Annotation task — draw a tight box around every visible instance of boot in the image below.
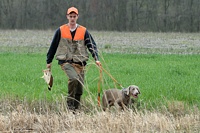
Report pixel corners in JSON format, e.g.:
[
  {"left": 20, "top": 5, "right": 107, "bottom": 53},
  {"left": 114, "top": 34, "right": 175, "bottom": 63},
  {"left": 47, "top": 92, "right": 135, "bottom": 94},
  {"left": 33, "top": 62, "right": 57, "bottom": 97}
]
[
  {"left": 74, "top": 95, "right": 81, "bottom": 109},
  {"left": 67, "top": 100, "right": 75, "bottom": 110}
]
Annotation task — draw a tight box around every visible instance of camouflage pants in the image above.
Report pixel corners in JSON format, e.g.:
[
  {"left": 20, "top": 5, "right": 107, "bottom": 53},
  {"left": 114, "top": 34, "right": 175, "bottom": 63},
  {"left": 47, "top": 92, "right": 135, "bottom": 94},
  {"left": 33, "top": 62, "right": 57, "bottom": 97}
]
[{"left": 61, "top": 63, "right": 85, "bottom": 109}]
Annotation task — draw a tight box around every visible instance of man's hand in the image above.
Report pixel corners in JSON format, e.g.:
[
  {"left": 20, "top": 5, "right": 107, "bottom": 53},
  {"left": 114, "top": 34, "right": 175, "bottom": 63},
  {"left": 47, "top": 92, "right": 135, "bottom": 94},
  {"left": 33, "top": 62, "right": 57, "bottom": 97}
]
[
  {"left": 46, "top": 63, "right": 52, "bottom": 70},
  {"left": 96, "top": 61, "right": 101, "bottom": 67}
]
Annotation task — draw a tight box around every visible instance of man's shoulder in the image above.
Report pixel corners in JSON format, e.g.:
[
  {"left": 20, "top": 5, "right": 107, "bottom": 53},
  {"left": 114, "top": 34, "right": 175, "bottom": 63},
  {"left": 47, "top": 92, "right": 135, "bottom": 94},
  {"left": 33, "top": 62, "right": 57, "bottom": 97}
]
[{"left": 77, "top": 24, "right": 86, "bottom": 30}]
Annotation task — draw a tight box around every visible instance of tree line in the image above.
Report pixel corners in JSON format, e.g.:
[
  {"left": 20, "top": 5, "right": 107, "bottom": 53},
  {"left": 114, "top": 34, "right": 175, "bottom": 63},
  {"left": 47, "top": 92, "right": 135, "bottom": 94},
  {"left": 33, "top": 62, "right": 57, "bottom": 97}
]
[{"left": 0, "top": 0, "right": 200, "bottom": 32}]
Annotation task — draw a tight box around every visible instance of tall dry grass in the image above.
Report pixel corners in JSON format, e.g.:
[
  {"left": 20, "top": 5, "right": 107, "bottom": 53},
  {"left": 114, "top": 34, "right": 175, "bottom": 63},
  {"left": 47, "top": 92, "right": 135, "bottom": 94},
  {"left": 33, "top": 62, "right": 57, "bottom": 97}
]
[{"left": 0, "top": 97, "right": 199, "bottom": 133}]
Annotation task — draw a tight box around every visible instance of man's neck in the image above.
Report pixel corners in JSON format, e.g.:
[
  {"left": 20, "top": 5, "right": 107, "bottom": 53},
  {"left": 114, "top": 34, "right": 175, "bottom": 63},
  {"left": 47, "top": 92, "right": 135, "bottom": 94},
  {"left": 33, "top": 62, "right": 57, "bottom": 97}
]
[{"left": 68, "top": 23, "right": 78, "bottom": 31}]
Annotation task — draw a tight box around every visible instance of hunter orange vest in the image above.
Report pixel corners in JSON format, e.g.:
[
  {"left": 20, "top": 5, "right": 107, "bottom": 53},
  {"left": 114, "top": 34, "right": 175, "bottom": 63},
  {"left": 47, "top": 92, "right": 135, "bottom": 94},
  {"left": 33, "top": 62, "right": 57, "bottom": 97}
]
[
  {"left": 55, "top": 24, "right": 89, "bottom": 62},
  {"left": 60, "top": 24, "right": 86, "bottom": 40}
]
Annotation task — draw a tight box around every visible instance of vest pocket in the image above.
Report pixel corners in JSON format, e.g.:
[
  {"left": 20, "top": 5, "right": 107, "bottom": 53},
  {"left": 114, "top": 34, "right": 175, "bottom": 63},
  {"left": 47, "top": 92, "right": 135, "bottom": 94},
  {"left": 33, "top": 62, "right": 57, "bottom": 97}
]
[{"left": 56, "top": 45, "right": 71, "bottom": 60}]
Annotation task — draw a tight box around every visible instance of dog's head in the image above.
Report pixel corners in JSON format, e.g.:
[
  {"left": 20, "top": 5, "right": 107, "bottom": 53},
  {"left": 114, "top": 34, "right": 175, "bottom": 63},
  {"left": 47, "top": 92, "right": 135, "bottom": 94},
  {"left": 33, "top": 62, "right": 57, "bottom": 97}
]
[{"left": 124, "top": 85, "right": 140, "bottom": 98}]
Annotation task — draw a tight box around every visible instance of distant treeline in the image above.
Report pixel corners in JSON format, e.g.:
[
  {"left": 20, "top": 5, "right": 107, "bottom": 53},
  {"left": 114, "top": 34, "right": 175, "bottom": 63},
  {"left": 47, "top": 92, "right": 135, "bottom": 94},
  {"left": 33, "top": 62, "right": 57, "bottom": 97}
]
[{"left": 1, "top": 0, "right": 200, "bottom": 32}]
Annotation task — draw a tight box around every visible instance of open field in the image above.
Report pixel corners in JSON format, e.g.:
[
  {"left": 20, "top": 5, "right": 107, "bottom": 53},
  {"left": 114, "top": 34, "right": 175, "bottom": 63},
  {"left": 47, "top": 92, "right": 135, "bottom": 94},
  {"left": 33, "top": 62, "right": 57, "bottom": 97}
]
[
  {"left": 0, "top": 30, "right": 200, "bottom": 132},
  {"left": 1, "top": 30, "right": 200, "bottom": 54}
]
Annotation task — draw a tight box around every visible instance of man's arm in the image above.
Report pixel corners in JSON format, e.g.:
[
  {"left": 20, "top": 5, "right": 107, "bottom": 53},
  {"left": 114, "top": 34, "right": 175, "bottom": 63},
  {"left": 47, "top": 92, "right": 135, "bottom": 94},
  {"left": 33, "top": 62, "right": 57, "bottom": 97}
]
[
  {"left": 46, "top": 28, "right": 61, "bottom": 69},
  {"left": 84, "top": 30, "right": 99, "bottom": 61}
]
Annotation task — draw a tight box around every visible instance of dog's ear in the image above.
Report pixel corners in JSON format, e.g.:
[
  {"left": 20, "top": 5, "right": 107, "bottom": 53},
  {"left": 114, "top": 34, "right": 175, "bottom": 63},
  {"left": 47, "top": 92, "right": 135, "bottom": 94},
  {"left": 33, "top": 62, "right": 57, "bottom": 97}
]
[
  {"left": 123, "top": 87, "right": 130, "bottom": 95},
  {"left": 137, "top": 88, "right": 141, "bottom": 94}
]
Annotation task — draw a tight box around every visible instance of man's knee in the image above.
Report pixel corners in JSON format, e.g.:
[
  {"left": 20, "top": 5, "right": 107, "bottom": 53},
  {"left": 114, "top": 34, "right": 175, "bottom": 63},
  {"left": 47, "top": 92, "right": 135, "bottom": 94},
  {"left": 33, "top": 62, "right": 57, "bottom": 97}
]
[{"left": 69, "top": 77, "right": 79, "bottom": 84}]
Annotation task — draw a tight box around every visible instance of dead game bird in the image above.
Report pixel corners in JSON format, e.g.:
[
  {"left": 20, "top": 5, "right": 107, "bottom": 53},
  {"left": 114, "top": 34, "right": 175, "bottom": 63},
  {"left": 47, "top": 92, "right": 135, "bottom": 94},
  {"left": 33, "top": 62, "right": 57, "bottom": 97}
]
[{"left": 41, "top": 69, "right": 53, "bottom": 90}]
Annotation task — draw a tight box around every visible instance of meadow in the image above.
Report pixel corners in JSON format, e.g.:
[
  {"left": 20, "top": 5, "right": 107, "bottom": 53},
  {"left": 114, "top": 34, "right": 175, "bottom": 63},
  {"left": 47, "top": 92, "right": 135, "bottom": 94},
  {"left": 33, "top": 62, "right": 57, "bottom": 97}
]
[{"left": 0, "top": 30, "right": 199, "bottom": 132}]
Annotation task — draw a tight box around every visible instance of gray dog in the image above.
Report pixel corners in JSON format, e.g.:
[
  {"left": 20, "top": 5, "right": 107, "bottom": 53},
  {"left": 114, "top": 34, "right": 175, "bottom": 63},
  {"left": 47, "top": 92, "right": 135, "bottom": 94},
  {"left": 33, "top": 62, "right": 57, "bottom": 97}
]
[{"left": 102, "top": 85, "right": 140, "bottom": 111}]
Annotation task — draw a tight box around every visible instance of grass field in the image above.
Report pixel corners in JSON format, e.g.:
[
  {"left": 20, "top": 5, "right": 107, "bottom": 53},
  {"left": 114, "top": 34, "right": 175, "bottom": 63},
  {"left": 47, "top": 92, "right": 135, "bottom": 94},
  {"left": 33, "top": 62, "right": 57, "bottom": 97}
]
[
  {"left": 1, "top": 53, "right": 199, "bottom": 108},
  {"left": 0, "top": 30, "right": 200, "bottom": 132}
]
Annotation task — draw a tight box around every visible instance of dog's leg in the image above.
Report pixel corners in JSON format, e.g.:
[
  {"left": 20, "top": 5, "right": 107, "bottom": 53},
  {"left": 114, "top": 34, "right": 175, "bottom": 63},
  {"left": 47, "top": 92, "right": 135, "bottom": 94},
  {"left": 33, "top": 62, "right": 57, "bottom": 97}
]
[
  {"left": 114, "top": 99, "right": 125, "bottom": 111},
  {"left": 114, "top": 102, "right": 121, "bottom": 111},
  {"left": 121, "top": 103, "right": 128, "bottom": 111}
]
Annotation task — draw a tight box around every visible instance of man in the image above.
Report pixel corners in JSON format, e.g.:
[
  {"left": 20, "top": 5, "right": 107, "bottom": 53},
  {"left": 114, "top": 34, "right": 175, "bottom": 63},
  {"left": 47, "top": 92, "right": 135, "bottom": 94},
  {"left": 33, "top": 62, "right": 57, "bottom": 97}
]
[{"left": 46, "top": 7, "right": 101, "bottom": 110}]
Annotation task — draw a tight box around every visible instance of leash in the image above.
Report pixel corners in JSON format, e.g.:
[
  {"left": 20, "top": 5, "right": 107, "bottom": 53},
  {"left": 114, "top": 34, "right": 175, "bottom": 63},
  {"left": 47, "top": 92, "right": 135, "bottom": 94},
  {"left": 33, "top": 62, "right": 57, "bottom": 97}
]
[
  {"left": 101, "top": 66, "right": 123, "bottom": 88},
  {"left": 96, "top": 64, "right": 123, "bottom": 107}
]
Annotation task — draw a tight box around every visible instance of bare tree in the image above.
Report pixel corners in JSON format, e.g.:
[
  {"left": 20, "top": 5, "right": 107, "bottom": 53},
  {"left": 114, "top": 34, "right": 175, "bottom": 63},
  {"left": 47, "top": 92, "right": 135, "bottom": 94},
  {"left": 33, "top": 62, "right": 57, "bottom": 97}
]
[{"left": 163, "top": 0, "right": 170, "bottom": 31}]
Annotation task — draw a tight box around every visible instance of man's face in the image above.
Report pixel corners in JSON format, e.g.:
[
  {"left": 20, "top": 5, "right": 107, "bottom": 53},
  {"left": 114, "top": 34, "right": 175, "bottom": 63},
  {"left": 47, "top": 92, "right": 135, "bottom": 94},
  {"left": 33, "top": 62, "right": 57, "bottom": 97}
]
[{"left": 67, "top": 13, "right": 78, "bottom": 25}]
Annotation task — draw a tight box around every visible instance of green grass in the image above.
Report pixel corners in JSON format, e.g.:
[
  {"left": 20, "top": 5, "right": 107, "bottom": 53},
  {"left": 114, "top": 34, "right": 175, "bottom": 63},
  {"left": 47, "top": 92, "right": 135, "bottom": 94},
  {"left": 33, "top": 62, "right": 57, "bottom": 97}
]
[{"left": 0, "top": 52, "right": 200, "bottom": 109}]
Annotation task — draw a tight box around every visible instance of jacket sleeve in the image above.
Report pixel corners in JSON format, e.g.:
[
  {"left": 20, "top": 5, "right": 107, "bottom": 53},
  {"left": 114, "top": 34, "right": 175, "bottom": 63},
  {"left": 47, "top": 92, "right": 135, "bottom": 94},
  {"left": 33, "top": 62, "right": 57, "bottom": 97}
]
[
  {"left": 84, "top": 30, "right": 99, "bottom": 61},
  {"left": 46, "top": 28, "right": 61, "bottom": 64}
]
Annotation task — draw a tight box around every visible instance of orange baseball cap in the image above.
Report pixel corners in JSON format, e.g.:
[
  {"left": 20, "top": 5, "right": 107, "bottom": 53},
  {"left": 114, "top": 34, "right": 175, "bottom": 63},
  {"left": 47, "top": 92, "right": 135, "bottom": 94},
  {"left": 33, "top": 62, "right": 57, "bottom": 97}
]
[{"left": 67, "top": 7, "right": 78, "bottom": 15}]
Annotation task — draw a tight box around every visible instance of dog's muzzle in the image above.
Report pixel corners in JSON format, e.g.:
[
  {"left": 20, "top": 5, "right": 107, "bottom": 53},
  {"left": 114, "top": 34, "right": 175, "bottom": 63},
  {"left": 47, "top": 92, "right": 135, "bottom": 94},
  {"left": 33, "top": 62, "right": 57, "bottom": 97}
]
[{"left": 132, "top": 92, "right": 139, "bottom": 98}]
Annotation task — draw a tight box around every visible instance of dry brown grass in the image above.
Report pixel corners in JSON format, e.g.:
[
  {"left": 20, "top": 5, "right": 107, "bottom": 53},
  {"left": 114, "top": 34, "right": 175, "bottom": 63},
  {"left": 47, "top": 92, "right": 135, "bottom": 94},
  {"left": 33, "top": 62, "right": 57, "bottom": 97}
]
[{"left": 0, "top": 98, "right": 199, "bottom": 133}]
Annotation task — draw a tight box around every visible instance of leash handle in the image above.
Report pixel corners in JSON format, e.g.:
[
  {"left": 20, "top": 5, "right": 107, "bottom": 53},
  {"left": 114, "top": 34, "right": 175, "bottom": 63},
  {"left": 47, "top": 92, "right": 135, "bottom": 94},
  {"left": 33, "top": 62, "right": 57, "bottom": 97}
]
[{"left": 97, "top": 65, "right": 102, "bottom": 106}]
